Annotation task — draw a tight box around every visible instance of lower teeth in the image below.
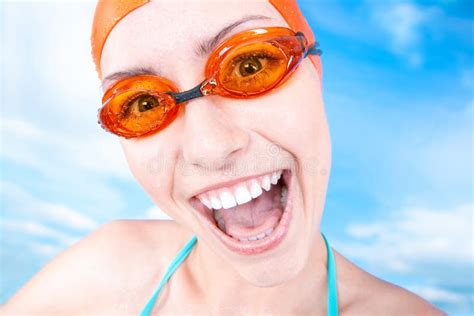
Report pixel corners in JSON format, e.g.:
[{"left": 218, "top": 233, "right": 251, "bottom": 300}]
[
  {"left": 212, "top": 182, "right": 288, "bottom": 242},
  {"left": 236, "top": 226, "right": 274, "bottom": 242},
  {"left": 280, "top": 184, "right": 288, "bottom": 206}
]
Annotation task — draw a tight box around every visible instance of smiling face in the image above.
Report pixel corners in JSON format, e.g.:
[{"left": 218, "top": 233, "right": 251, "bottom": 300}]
[{"left": 100, "top": 0, "right": 331, "bottom": 286}]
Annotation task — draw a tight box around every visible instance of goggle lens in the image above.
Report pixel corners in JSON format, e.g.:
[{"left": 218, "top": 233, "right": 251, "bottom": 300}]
[
  {"left": 99, "top": 76, "right": 180, "bottom": 137},
  {"left": 215, "top": 40, "right": 289, "bottom": 95},
  {"left": 99, "top": 27, "right": 315, "bottom": 138}
]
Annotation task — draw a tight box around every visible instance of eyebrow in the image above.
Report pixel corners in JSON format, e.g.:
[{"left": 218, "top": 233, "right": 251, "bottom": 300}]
[{"left": 101, "top": 14, "right": 272, "bottom": 90}]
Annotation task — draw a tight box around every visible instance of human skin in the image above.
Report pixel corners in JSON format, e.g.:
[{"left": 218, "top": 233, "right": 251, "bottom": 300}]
[
  {"left": 2, "top": 1, "right": 446, "bottom": 315},
  {"left": 102, "top": 0, "right": 330, "bottom": 289},
  {"left": 102, "top": 0, "right": 331, "bottom": 313}
]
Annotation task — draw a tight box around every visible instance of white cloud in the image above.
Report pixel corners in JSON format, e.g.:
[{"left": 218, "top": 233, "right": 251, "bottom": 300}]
[
  {"left": 146, "top": 205, "right": 172, "bottom": 220},
  {"left": 3, "top": 220, "right": 68, "bottom": 241},
  {"left": 1, "top": 184, "right": 95, "bottom": 262},
  {"left": 30, "top": 243, "right": 64, "bottom": 258},
  {"left": 376, "top": 3, "right": 426, "bottom": 47},
  {"left": 1, "top": 3, "right": 140, "bottom": 299},
  {"left": 333, "top": 98, "right": 473, "bottom": 209},
  {"left": 372, "top": 2, "right": 439, "bottom": 66},
  {"left": 1, "top": 1, "right": 100, "bottom": 121},
  {"left": 341, "top": 203, "right": 473, "bottom": 271},
  {"left": 36, "top": 203, "right": 98, "bottom": 231},
  {"left": 2, "top": 220, "right": 81, "bottom": 248},
  {"left": 396, "top": 102, "right": 473, "bottom": 202},
  {"left": 406, "top": 285, "right": 468, "bottom": 305},
  {"left": 305, "top": 2, "right": 373, "bottom": 43},
  {"left": 0, "top": 116, "right": 132, "bottom": 180},
  {"left": 337, "top": 203, "right": 473, "bottom": 311},
  {"left": 1, "top": 2, "right": 134, "bottom": 181},
  {"left": 1, "top": 180, "right": 100, "bottom": 232},
  {"left": 346, "top": 223, "right": 384, "bottom": 239}
]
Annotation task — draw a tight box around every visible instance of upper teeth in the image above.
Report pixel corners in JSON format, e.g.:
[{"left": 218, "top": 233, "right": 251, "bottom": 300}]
[{"left": 196, "top": 170, "right": 283, "bottom": 210}]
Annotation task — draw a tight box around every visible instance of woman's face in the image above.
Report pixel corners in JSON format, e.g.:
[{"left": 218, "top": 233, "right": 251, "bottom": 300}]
[{"left": 100, "top": 0, "right": 331, "bottom": 286}]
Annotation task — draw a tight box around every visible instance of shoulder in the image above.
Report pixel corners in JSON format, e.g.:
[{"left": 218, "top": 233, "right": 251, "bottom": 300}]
[
  {"left": 348, "top": 278, "right": 447, "bottom": 315},
  {"left": 334, "top": 250, "right": 447, "bottom": 316},
  {"left": 2, "top": 219, "right": 192, "bottom": 315}
]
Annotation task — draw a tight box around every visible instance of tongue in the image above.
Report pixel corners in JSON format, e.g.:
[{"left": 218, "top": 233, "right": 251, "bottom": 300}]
[{"left": 218, "top": 183, "right": 283, "bottom": 238}]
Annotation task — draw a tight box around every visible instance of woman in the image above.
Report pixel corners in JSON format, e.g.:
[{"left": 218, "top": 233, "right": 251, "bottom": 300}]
[{"left": 3, "top": 0, "right": 446, "bottom": 315}]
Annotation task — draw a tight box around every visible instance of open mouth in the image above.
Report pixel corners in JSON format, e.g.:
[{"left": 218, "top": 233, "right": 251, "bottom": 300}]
[{"left": 190, "top": 169, "right": 293, "bottom": 255}]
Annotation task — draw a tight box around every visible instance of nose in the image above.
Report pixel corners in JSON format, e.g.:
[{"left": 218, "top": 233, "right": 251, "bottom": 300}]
[{"left": 180, "top": 97, "right": 249, "bottom": 171}]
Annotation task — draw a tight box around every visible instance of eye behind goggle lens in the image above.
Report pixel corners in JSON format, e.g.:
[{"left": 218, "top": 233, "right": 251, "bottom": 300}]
[
  {"left": 99, "top": 90, "right": 178, "bottom": 138},
  {"left": 99, "top": 76, "right": 180, "bottom": 138},
  {"left": 217, "top": 41, "right": 288, "bottom": 95},
  {"left": 209, "top": 36, "right": 306, "bottom": 97}
]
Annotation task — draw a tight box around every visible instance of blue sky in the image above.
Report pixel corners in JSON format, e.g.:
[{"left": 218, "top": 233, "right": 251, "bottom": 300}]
[{"left": 1, "top": 0, "right": 472, "bottom": 314}]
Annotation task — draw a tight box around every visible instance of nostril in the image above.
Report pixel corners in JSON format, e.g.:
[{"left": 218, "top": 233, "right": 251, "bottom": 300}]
[
  {"left": 182, "top": 134, "right": 249, "bottom": 171},
  {"left": 184, "top": 135, "right": 248, "bottom": 170}
]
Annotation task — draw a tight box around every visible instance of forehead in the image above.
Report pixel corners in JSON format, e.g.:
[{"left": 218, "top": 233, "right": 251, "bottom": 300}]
[{"left": 100, "top": 0, "right": 288, "bottom": 82}]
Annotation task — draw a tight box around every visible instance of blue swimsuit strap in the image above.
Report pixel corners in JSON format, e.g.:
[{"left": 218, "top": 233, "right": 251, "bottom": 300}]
[
  {"left": 140, "top": 235, "right": 198, "bottom": 316},
  {"left": 322, "top": 232, "right": 339, "bottom": 316},
  {"left": 140, "top": 233, "right": 338, "bottom": 316}
]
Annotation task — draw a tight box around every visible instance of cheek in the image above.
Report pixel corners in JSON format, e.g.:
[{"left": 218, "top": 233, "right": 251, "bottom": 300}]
[
  {"left": 119, "top": 137, "right": 175, "bottom": 202},
  {"left": 247, "top": 61, "right": 328, "bottom": 161},
  {"left": 286, "top": 86, "right": 327, "bottom": 160},
  {"left": 281, "top": 62, "right": 324, "bottom": 130}
]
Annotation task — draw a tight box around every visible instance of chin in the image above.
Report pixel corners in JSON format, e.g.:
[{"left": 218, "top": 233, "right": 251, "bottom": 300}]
[{"left": 234, "top": 239, "right": 310, "bottom": 288}]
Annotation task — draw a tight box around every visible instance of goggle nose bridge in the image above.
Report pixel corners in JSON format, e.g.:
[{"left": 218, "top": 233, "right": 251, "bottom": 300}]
[{"left": 167, "top": 78, "right": 218, "bottom": 105}]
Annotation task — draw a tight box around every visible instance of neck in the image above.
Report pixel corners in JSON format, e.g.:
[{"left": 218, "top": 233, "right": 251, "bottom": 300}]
[{"left": 188, "top": 230, "right": 329, "bottom": 314}]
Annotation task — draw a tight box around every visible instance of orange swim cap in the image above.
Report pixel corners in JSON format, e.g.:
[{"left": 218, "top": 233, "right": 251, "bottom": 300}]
[{"left": 90, "top": 0, "right": 322, "bottom": 80}]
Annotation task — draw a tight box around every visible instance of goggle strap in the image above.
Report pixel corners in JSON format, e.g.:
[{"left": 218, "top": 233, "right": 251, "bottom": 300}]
[
  {"left": 305, "top": 41, "right": 322, "bottom": 58},
  {"left": 168, "top": 81, "right": 204, "bottom": 104},
  {"left": 294, "top": 31, "right": 322, "bottom": 58}
]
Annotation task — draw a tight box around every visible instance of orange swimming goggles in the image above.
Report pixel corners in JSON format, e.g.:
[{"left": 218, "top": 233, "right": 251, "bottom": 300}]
[{"left": 98, "top": 26, "right": 322, "bottom": 138}]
